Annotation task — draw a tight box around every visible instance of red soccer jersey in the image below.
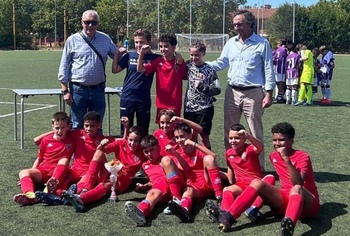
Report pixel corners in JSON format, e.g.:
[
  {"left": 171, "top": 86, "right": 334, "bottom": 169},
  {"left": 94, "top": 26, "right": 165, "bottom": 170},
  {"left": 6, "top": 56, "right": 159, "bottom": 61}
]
[
  {"left": 144, "top": 57, "right": 187, "bottom": 111},
  {"left": 176, "top": 148, "right": 206, "bottom": 185},
  {"left": 142, "top": 160, "right": 168, "bottom": 191},
  {"left": 105, "top": 139, "right": 146, "bottom": 179},
  {"left": 69, "top": 130, "right": 105, "bottom": 173},
  {"left": 37, "top": 134, "right": 75, "bottom": 169},
  {"left": 269, "top": 150, "right": 319, "bottom": 199},
  {"left": 226, "top": 144, "right": 263, "bottom": 185},
  {"left": 153, "top": 129, "right": 178, "bottom": 156}
]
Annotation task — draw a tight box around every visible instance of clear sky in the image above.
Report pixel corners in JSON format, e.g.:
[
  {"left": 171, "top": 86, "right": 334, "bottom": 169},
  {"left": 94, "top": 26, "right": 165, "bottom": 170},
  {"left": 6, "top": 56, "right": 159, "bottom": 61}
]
[{"left": 245, "top": 0, "right": 319, "bottom": 8}]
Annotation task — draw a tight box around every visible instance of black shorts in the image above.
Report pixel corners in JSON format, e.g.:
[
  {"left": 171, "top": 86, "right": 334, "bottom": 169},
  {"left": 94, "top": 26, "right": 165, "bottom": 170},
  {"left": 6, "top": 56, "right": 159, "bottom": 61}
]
[{"left": 184, "top": 106, "right": 214, "bottom": 135}]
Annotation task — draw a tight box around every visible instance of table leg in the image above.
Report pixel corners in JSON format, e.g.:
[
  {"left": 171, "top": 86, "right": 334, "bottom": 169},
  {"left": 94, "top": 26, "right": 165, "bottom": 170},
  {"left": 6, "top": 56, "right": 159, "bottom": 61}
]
[
  {"left": 14, "top": 93, "right": 17, "bottom": 141},
  {"left": 20, "top": 96, "right": 24, "bottom": 149},
  {"left": 107, "top": 94, "right": 111, "bottom": 136}
]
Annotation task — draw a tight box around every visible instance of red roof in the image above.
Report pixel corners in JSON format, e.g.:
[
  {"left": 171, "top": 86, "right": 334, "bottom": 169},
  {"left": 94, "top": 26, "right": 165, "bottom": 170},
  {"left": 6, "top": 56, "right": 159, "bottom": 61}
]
[{"left": 245, "top": 8, "right": 277, "bottom": 19}]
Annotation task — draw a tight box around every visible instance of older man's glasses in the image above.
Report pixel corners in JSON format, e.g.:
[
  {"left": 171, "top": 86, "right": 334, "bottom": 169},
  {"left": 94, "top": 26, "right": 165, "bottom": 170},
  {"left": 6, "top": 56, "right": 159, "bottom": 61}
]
[{"left": 83, "top": 21, "right": 98, "bottom": 26}]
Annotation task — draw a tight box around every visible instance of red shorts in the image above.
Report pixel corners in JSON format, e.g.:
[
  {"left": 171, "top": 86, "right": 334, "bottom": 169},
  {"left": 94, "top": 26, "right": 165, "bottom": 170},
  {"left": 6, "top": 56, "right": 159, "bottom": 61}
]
[
  {"left": 153, "top": 180, "right": 172, "bottom": 204},
  {"left": 70, "top": 166, "right": 88, "bottom": 182},
  {"left": 115, "top": 175, "right": 133, "bottom": 193},
  {"left": 188, "top": 177, "right": 214, "bottom": 201},
  {"left": 235, "top": 182, "right": 250, "bottom": 191},
  {"left": 36, "top": 165, "right": 55, "bottom": 183}
]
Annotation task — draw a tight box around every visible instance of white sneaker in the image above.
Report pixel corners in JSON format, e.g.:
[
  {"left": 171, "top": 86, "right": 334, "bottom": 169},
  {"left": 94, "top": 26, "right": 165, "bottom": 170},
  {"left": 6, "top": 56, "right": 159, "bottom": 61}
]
[
  {"left": 124, "top": 201, "right": 146, "bottom": 226},
  {"left": 163, "top": 197, "right": 181, "bottom": 215}
]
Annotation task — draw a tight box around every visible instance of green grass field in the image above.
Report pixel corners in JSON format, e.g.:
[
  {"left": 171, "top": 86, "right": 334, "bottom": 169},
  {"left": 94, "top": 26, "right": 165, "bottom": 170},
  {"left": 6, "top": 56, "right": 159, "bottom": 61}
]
[{"left": 0, "top": 51, "right": 349, "bottom": 235}]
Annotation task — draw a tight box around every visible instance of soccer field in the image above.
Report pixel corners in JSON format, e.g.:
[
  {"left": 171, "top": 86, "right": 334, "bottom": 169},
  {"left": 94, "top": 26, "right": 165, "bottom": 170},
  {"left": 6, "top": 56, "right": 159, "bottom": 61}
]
[{"left": 0, "top": 51, "right": 349, "bottom": 235}]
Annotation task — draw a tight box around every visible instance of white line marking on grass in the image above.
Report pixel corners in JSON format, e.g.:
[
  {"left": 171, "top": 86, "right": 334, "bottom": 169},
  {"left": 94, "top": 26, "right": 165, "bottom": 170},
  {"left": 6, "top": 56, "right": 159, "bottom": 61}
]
[
  {"left": 0, "top": 105, "right": 56, "bottom": 118},
  {"left": 0, "top": 88, "right": 12, "bottom": 90},
  {"left": 0, "top": 102, "right": 58, "bottom": 106}
]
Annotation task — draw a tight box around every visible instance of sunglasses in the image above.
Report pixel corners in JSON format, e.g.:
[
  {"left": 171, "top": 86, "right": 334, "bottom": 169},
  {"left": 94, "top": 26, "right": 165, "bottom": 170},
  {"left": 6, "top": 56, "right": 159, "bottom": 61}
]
[{"left": 83, "top": 21, "right": 98, "bottom": 26}]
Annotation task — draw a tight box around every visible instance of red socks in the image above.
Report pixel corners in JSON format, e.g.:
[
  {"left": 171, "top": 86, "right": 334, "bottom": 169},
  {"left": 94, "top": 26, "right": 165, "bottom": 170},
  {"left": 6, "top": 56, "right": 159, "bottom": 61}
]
[
  {"left": 207, "top": 167, "right": 223, "bottom": 198},
  {"left": 20, "top": 176, "right": 34, "bottom": 193},
  {"left": 80, "top": 183, "right": 107, "bottom": 204},
  {"left": 51, "top": 164, "right": 68, "bottom": 183},
  {"left": 138, "top": 200, "right": 151, "bottom": 217},
  {"left": 181, "top": 197, "right": 192, "bottom": 212},
  {"left": 285, "top": 194, "right": 303, "bottom": 224},
  {"left": 167, "top": 173, "right": 184, "bottom": 200},
  {"left": 228, "top": 186, "right": 258, "bottom": 219},
  {"left": 221, "top": 190, "right": 235, "bottom": 211},
  {"left": 83, "top": 161, "right": 101, "bottom": 190}
]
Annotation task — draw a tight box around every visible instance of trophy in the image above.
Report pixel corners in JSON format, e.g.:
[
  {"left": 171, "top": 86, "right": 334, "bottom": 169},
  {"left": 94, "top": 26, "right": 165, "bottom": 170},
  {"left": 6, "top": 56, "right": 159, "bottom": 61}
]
[{"left": 104, "top": 160, "right": 124, "bottom": 201}]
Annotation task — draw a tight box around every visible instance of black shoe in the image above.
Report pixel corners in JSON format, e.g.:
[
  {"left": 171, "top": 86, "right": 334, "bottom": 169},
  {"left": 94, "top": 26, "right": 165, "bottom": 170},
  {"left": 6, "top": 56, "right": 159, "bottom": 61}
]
[
  {"left": 217, "top": 210, "right": 236, "bottom": 232},
  {"left": 35, "top": 191, "right": 65, "bottom": 205},
  {"left": 280, "top": 217, "right": 295, "bottom": 236},
  {"left": 67, "top": 183, "right": 77, "bottom": 194},
  {"left": 168, "top": 200, "right": 191, "bottom": 223},
  {"left": 62, "top": 190, "right": 85, "bottom": 212},
  {"left": 205, "top": 199, "right": 219, "bottom": 223}
]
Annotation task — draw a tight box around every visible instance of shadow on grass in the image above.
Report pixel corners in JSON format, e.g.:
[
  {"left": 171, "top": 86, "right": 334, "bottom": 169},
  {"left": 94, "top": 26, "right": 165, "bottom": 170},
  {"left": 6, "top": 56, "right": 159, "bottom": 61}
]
[
  {"left": 314, "top": 172, "right": 350, "bottom": 183},
  {"left": 313, "top": 100, "right": 350, "bottom": 107},
  {"left": 301, "top": 202, "right": 348, "bottom": 236}
]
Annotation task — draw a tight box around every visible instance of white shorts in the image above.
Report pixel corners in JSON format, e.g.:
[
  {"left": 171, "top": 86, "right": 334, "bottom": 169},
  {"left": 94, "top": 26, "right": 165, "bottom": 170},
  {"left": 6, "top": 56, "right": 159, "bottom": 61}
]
[
  {"left": 286, "top": 78, "right": 298, "bottom": 86},
  {"left": 275, "top": 73, "right": 285, "bottom": 82}
]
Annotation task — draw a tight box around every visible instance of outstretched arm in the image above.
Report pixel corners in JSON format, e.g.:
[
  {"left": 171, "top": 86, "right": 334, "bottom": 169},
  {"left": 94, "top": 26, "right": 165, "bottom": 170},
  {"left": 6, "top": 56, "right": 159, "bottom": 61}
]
[{"left": 33, "top": 131, "right": 54, "bottom": 145}]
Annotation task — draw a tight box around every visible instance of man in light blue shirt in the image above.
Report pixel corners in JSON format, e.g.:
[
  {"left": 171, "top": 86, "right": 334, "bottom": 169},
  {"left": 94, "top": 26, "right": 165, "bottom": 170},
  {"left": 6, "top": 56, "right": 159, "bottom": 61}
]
[
  {"left": 208, "top": 10, "right": 275, "bottom": 170},
  {"left": 58, "top": 10, "right": 117, "bottom": 129}
]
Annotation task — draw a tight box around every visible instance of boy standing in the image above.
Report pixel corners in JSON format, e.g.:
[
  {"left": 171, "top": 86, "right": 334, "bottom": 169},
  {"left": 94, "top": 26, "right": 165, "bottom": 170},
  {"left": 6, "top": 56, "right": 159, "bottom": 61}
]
[
  {"left": 184, "top": 42, "right": 221, "bottom": 149},
  {"left": 112, "top": 29, "right": 160, "bottom": 135},
  {"left": 13, "top": 112, "right": 75, "bottom": 205},
  {"left": 137, "top": 33, "right": 187, "bottom": 119},
  {"left": 216, "top": 122, "right": 320, "bottom": 236},
  {"left": 285, "top": 43, "right": 301, "bottom": 105},
  {"left": 319, "top": 45, "right": 335, "bottom": 104}
]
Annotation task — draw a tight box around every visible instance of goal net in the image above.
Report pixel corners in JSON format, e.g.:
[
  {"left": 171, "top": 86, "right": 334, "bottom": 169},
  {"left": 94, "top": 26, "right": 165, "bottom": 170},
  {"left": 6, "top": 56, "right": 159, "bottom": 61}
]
[{"left": 175, "top": 34, "right": 229, "bottom": 52}]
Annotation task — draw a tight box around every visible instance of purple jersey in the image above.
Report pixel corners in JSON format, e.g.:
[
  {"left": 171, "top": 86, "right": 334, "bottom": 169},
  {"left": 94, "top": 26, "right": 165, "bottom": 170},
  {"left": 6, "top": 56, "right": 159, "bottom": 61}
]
[
  {"left": 274, "top": 46, "right": 288, "bottom": 74},
  {"left": 286, "top": 52, "right": 300, "bottom": 79}
]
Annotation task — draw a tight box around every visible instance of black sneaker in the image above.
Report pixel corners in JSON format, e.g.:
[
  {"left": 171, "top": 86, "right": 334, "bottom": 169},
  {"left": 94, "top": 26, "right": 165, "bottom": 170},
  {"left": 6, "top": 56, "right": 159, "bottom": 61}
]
[
  {"left": 217, "top": 210, "right": 236, "bottom": 232},
  {"left": 280, "top": 217, "right": 295, "bottom": 236},
  {"left": 67, "top": 183, "right": 77, "bottom": 194},
  {"left": 35, "top": 191, "right": 65, "bottom": 205},
  {"left": 205, "top": 199, "right": 219, "bottom": 223},
  {"left": 244, "top": 206, "right": 264, "bottom": 223},
  {"left": 62, "top": 190, "right": 85, "bottom": 212},
  {"left": 168, "top": 200, "right": 191, "bottom": 223}
]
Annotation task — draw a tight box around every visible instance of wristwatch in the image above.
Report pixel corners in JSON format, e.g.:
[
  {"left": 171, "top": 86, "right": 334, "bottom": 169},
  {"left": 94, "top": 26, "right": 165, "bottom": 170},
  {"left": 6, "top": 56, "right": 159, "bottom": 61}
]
[{"left": 61, "top": 89, "right": 69, "bottom": 95}]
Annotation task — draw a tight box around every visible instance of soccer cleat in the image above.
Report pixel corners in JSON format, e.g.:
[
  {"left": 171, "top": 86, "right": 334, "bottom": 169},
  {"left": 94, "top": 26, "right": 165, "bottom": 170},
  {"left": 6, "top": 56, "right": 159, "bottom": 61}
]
[
  {"left": 168, "top": 199, "right": 191, "bottom": 223},
  {"left": 302, "top": 102, "right": 311, "bottom": 106},
  {"left": 46, "top": 178, "right": 59, "bottom": 194},
  {"left": 244, "top": 206, "right": 264, "bottom": 223},
  {"left": 67, "top": 183, "right": 77, "bottom": 195},
  {"left": 13, "top": 192, "right": 38, "bottom": 205},
  {"left": 62, "top": 190, "right": 85, "bottom": 212},
  {"left": 217, "top": 210, "right": 236, "bottom": 232},
  {"left": 205, "top": 199, "right": 219, "bottom": 223},
  {"left": 163, "top": 197, "right": 181, "bottom": 215},
  {"left": 35, "top": 191, "right": 65, "bottom": 205},
  {"left": 280, "top": 217, "right": 295, "bottom": 236},
  {"left": 124, "top": 201, "right": 146, "bottom": 226}
]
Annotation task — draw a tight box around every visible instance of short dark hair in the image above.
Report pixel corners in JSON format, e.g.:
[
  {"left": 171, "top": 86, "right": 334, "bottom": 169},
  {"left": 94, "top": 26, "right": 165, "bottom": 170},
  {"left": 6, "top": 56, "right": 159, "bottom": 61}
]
[
  {"left": 232, "top": 10, "right": 256, "bottom": 31},
  {"left": 174, "top": 123, "right": 191, "bottom": 135},
  {"left": 83, "top": 111, "right": 100, "bottom": 122},
  {"left": 129, "top": 126, "right": 145, "bottom": 139},
  {"left": 159, "top": 33, "right": 177, "bottom": 46},
  {"left": 140, "top": 135, "right": 159, "bottom": 150},
  {"left": 52, "top": 112, "right": 70, "bottom": 125},
  {"left": 230, "top": 124, "right": 246, "bottom": 132},
  {"left": 189, "top": 42, "right": 206, "bottom": 54},
  {"left": 134, "top": 28, "right": 152, "bottom": 42},
  {"left": 158, "top": 109, "right": 176, "bottom": 120},
  {"left": 271, "top": 122, "right": 295, "bottom": 139}
]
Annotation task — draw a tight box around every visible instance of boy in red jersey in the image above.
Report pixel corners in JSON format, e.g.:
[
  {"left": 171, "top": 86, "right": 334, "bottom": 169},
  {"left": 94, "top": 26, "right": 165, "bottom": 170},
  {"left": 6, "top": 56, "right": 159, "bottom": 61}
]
[
  {"left": 164, "top": 123, "right": 223, "bottom": 223},
  {"left": 124, "top": 135, "right": 185, "bottom": 226},
  {"left": 62, "top": 117, "right": 146, "bottom": 211},
  {"left": 216, "top": 122, "right": 320, "bottom": 236},
  {"left": 13, "top": 112, "right": 75, "bottom": 205},
  {"left": 205, "top": 124, "right": 275, "bottom": 223},
  {"left": 137, "top": 33, "right": 187, "bottom": 119}
]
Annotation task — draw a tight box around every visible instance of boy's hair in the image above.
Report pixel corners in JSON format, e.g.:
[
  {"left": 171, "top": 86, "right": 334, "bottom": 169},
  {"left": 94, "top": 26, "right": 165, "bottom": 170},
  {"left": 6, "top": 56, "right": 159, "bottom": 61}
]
[
  {"left": 140, "top": 135, "right": 159, "bottom": 149},
  {"left": 295, "top": 43, "right": 303, "bottom": 52},
  {"left": 52, "top": 112, "right": 70, "bottom": 125},
  {"left": 271, "top": 122, "right": 295, "bottom": 139},
  {"left": 133, "top": 28, "right": 152, "bottom": 42},
  {"left": 159, "top": 33, "right": 177, "bottom": 46},
  {"left": 83, "top": 111, "right": 100, "bottom": 122},
  {"left": 189, "top": 42, "right": 206, "bottom": 54},
  {"left": 319, "top": 45, "right": 328, "bottom": 52},
  {"left": 230, "top": 124, "right": 246, "bottom": 132},
  {"left": 312, "top": 48, "right": 320, "bottom": 56},
  {"left": 174, "top": 123, "right": 191, "bottom": 135},
  {"left": 158, "top": 109, "right": 176, "bottom": 120},
  {"left": 129, "top": 126, "right": 146, "bottom": 139}
]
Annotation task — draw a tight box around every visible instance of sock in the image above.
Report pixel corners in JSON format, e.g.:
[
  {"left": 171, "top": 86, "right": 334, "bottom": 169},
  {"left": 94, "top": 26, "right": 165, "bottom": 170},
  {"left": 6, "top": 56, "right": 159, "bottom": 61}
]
[
  {"left": 326, "top": 87, "right": 331, "bottom": 100},
  {"left": 138, "top": 200, "right": 151, "bottom": 217},
  {"left": 306, "top": 84, "right": 312, "bottom": 103},
  {"left": 298, "top": 84, "right": 306, "bottom": 102},
  {"left": 250, "top": 175, "right": 275, "bottom": 208},
  {"left": 80, "top": 183, "right": 107, "bottom": 204},
  {"left": 275, "top": 85, "right": 279, "bottom": 99},
  {"left": 285, "top": 89, "right": 291, "bottom": 102},
  {"left": 285, "top": 194, "right": 303, "bottom": 225},
  {"left": 207, "top": 167, "right": 222, "bottom": 198},
  {"left": 77, "top": 181, "right": 85, "bottom": 194},
  {"left": 55, "top": 178, "right": 70, "bottom": 197},
  {"left": 181, "top": 197, "right": 192, "bottom": 212},
  {"left": 292, "top": 89, "right": 298, "bottom": 103},
  {"left": 228, "top": 186, "right": 258, "bottom": 219},
  {"left": 321, "top": 87, "right": 326, "bottom": 98},
  {"left": 221, "top": 190, "right": 235, "bottom": 211},
  {"left": 83, "top": 161, "right": 101, "bottom": 190},
  {"left": 20, "top": 176, "right": 35, "bottom": 193},
  {"left": 167, "top": 172, "right": 184, "bottom": 200},
  {"left": 51, "top": 164, "right": 68, "bottom": 184}
]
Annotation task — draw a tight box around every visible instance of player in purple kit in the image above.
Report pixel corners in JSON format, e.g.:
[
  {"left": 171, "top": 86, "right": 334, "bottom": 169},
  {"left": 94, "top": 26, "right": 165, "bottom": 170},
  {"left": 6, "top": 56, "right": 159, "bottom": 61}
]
[
  {"left": 285, "top": 43, "right": 301, "bottom": 105},
  {"left": 112, "top": 29, "right": 160, "bottom": 135},
  {"left": 274, "top": 39, "right": 288, "bottom": 103},
  {"left": 319, "top": 45, "right": 335, "bottom": 104}
]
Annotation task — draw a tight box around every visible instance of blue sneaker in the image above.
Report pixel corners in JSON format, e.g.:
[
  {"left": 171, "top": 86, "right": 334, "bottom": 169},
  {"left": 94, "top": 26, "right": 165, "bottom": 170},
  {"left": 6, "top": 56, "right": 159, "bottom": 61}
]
[
  {"left": 35, "top": 191, "right": 65, "bottom": 205},
  {"left": 280, "top": 217, "right": 295, "bottom": 236},
  {"left": 244, "top": 206, "right": 264, "bottom": 223},
  {"left": 124, "top": 201, "right": 146, "bottom": 226},
  {"left": 62, "top": 190, "right": 84, "bottom": 212},
  {"left": 67, "top": 183, "right": 77, "bottom": 194}
]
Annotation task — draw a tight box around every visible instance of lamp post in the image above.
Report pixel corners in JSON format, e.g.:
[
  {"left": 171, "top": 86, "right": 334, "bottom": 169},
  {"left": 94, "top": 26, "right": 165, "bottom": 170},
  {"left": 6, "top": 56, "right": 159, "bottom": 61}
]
[
  {"left": 54, "top": 0, "right": 57, "bottom": 45},
  {"left": 158, "top": 0, "right": 160, "bottom": 50},
  {"left": 292, "top": 0, "right": 295, "bottom": 42},
  {"left": 222, "top": 0, "right": 225, "bottom": 47},
  {"left": 126, "top": 0, "right": 129, "bottom": 39},
  {"left": 190, "top": 0, "right": 192, "bottom": 45}
]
